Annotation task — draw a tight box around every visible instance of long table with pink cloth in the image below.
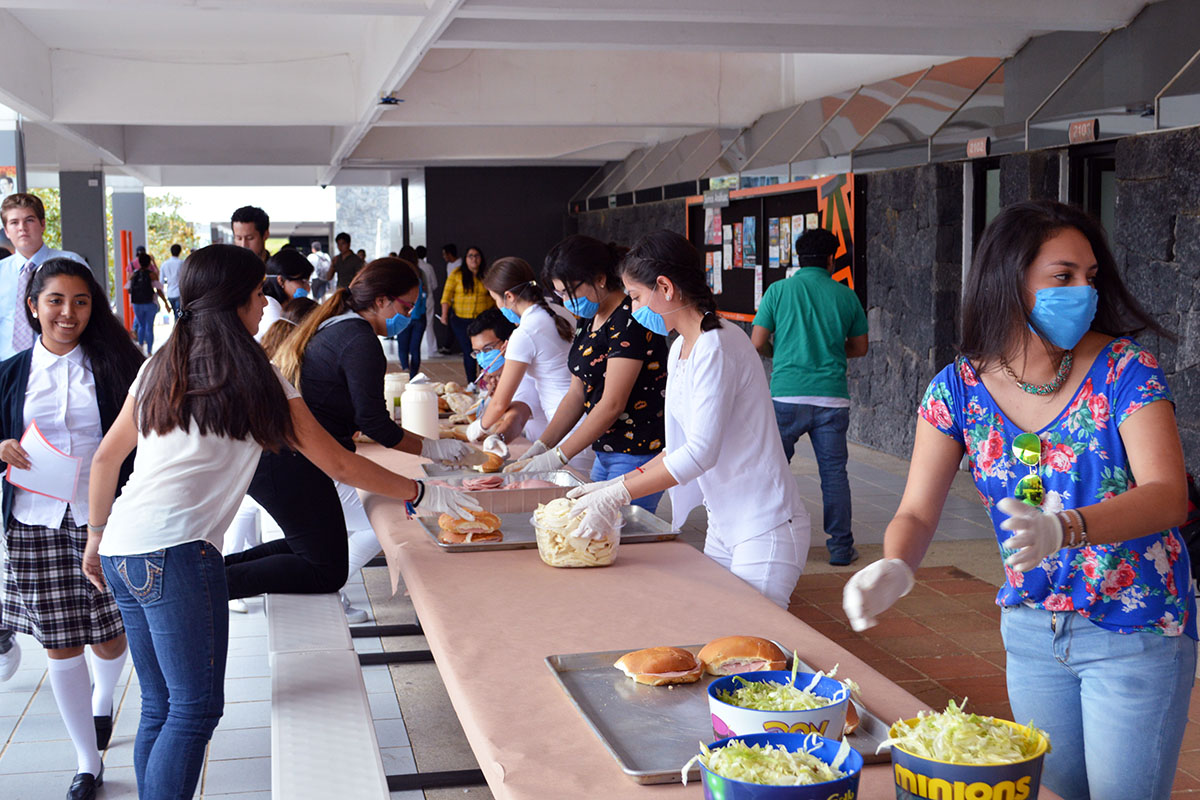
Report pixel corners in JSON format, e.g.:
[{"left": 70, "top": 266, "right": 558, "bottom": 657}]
[{"left": 356, "top": 443, "right": 1054, "bottom": 799}]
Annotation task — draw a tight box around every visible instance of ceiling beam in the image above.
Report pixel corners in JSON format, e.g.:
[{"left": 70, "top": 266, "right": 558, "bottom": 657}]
[
  {"left": 0, "top": 0, "right": 427, "bottom": 15},
  {"left": 435, "top": 19, "right": 1024, "bottom": 56},
  {"left": 455, "top": 0, "right": 1141, "bottom": 30},
  {"left": 0, "top": 9, "right": 53, "bottom": 119}
]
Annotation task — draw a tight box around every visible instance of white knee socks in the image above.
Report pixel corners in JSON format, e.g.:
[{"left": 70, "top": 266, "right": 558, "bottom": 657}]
[
  {"left": 46, "top": 655, "right": 103, "bottom": 775},
  {"left": 88, "top": 647, "right": 127, "bottom": 717},
  {"left": 346, "top": 528, "right": 382, "bottom": 582}
]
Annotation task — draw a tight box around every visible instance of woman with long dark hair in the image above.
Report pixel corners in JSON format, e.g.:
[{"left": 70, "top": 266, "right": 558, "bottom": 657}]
[
  {"left": 505, "top": 235, "right": 668, "bottom": 511},
  {"left": 568, "top": 231, "right": 809, "bottom": 607},
  {"left": 83, "top": 245, "right": 477, "bottom": 799},
  {"left": 843, "top": 200, "right": 1195, "bottom": 800},
  {"left": 468, "top": 256, "right": 593, "bottom": 470},
  {"left": 232, "top": 257, "right": 475, "bottom": 607},
  {"left": 439, "top": 245, "right": 495, "bottom": 383},
  {"left": 0, "top": 258, "right": 142, "bottom": 799}
]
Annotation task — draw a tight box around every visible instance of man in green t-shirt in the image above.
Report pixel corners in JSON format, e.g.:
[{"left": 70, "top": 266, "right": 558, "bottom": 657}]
[{"left": 751, "top": 228, "right": 868, "bottom": 566}]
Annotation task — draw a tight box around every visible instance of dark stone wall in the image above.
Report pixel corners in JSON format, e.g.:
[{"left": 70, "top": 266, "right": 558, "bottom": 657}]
[
  {"left": 575, "top": 199, "right": 686, "bottom": 247},
  {"left": 850, "top": 164, "right": 964, "bottom": 457},
  {"left": 1000, "top": 150, "right": 1060, "bottom": 206},
  {"left": 1112, "top": 128, "right": 1200, "bottom": 477}
]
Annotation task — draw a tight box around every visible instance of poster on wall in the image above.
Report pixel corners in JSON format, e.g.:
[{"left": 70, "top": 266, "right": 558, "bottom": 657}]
[
  {"left": 722, "top": 224, "right": 733, "bottom": 267},
  {"left": 703, "top": 208, "right": 723, "bottom": 245},
  {"left": 792, "top": 214, "right": 805, "bottom": 243},
  {"left": 753, "top": 264, "right": 763, "bottom": 309},
  {"left": 786, "top": 267, "right": 800, "bottom": 278},
  {"left": 780, "top": 217, "right": 791, "bottom": 267},
  {"left": 705, "top": 251, "right": 714, "bottom": 289},
  {"left": 806, "top": 212, "right": 820, "bottom": 230},
  {"left": 0, "top": 166, "right": 15, "bottom": 199},
  {"left": 733, "top": 222, "right": 743, "bottom": 267},
  {"left": 768, "top": 218, "right": 780, "bottom": 268},
  {"left": 742, "top": 216, "right": 757, "bottom": 267},
  {"left": 712, "top": 250, "right": 723, "bottom": 294}
]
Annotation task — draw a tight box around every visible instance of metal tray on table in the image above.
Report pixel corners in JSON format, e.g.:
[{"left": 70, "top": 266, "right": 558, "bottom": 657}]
[
  {"left": 422, "top": 470, "right": 583, "bottom": 514},
  {"left": 544, "top": 645, "right": 892, "bottom": 785},
  {"left": 417, "top": 506, "right": 678, "bottom": 552}
]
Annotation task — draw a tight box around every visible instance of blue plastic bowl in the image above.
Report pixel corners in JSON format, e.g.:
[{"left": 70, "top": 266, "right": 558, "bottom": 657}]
[
  {"left": 708, "top": 671, "right": 850, "bottom": 741},
  {"left": 698, "top": 732, "right": 863, "bottom": 799}
]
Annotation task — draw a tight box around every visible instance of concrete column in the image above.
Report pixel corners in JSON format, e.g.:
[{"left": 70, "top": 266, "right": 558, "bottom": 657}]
[
  {"left": 58, "top": 171, "right": 108, "bottom": 292},
  {"left": 111, "top": 186, "right": 147, "bottom": 288}
]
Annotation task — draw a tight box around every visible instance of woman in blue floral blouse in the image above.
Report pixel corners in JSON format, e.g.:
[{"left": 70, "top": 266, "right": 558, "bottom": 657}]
[{"left": 843, "top": 200, "right": 1195, "bottom": 800}]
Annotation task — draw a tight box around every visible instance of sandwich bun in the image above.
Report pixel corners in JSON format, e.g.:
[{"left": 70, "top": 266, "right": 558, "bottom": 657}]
[
  {"left": 443, "top": 381, "right": 463, "bottom": 394},
  {"left": 698, "top": 636, "right": 788, "bottom": 675},
  {"left": 844, "top": 702, "right": 860, "bottom": 736},
  {"left": 437, "top": 510, "right": 503, "bottom": 544},
  {"left": 475, "top": 452, "right": 504, "bottom": 473},
  {"left": 613, "top": 646, "right": 703, "bottom": 686}
]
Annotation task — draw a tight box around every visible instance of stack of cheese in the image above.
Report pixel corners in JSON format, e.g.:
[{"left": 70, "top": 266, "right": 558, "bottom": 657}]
[{"left": 532, "top": 497, "right": 619, "bottom": 568}]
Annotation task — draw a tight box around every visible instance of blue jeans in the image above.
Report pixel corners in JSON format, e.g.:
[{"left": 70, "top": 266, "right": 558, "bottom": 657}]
[
  {"left": 448, "top": 315, "right": 477, "bottom": 384},
  {"left": 167, "top": 297, "right": 181, "bottom": 319},
  {"left": 772, "top": 402, "right": 852, "bottom": 559},
  {"left": 395, "top": 316, "right": 427, "bottom": 377},
  {"left": 102, "top": 541, "right": 228, "bottom": 800},
  {"left": 591, "top": 450, "right": 663, "bottom": 513},
  {"left": 1001, "top": 604, "right": 1196, "bottom": 800},
  {"left": 132, "top": 302, "right": 158, "bottom": 351}
]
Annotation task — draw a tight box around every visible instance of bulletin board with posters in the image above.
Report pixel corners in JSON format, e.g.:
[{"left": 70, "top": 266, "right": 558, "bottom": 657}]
[{"left": 685, "top": 174, "right": 864, "bottom": 322}]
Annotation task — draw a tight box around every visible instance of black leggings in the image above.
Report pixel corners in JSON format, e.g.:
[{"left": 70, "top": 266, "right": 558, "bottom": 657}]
[{"left": 224, "top": 450, "right": 348, "bottom": 599}]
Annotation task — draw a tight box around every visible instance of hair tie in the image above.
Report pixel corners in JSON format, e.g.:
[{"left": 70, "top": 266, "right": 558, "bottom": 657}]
[
  {"left": 278, "top": 318, "right": 298, "bottom": 327},
  {"left": 177, "top": 308, "right": 193, "bottom": 321}
]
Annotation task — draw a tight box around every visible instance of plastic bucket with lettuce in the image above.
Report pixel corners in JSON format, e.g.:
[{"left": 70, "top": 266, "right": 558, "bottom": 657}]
[
  {"left": 686, "top": 732, "right": 862, "bottom": 799},
  {"left": 707, "top": 670, "right": 850, "bottom": 741},
  {"left": 884, "top": 702, "right": 1050, "bottom": 800}
]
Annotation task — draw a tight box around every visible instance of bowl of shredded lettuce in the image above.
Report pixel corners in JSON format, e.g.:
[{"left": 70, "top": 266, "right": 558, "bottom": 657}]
[
  {"left": 707, "top": 667, "right": 851, "bottom": 742},
  {"left": 683, "top": 732, "right": 862, "bottom": 799},
  {"left": 882, "top": 701, "right": 1050, "bottom": 799}
]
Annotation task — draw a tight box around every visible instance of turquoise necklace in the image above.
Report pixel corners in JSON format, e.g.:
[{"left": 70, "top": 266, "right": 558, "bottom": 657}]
[{"left": 1001, "top": 352, "right": 1074, "bottom": 395}]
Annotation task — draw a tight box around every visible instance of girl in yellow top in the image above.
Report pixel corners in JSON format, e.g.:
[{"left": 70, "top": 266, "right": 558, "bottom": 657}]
[{"left": 439, "top": 245, "right": 495, "bottom": 384}]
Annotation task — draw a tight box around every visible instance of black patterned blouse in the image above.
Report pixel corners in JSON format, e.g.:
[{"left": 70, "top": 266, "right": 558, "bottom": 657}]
[{"left": 567, "top": 296, "right": 667, "bottom": 456}]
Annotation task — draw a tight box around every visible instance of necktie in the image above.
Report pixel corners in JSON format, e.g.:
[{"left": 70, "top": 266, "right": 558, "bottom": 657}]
[{"left": 12, "top": 260, "right": 36, "bottom": 352}]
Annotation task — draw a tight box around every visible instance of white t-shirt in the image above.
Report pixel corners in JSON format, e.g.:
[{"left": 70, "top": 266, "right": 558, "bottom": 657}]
[
  {"left": 505, "top": 304, "right": 574, "bottom": 423},
  {"left": 159, "top": 256, "right": 185, "bottom": 298},
  {"left": 254, "top": 295, "right": 283, "bottom": 343},
  {"left": 98, "top": 361, "right": 301, "bottom": 556}
]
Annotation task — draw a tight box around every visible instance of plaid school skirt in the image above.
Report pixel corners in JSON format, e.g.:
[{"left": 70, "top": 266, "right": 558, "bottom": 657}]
[{"left": 2, "top": 509, "right": 124, "bottom": 649}]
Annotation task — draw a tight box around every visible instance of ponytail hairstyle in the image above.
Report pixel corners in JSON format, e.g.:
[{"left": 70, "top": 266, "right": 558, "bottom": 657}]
[
  {"left": 620, "top": 230, "right": 722, "bottom": 332},
  {"left": 482, "top": 256, "right": 573, "bottom": 342},
  {"left": 460, "top": 245, "right": 485, "bottom": 293},
  {"left": 260, "top": 296, "right": 318, "bottom": 360},
  {"left": 263, "top": 248, "right": 315, "bottom": 304},
  {"left": 275, "top": 256, "right": 419, "bottom": 385},
  {"left": 542, "top": 234, "right": 627, "bottom": 301},
  {"left": 25, "top": 257, "right": 144, "bottom": 410},
  {"left": 137, "top": 244, "right": 295, "bottom": 450}
]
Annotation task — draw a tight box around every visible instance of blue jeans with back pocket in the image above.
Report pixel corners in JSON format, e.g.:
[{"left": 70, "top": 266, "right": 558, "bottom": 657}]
[
  {"left": 102, "top": 540, "right": 228, "bottom": 800},
  {"left": 772, "top": 401, "right": 853, "bottom": 560}
]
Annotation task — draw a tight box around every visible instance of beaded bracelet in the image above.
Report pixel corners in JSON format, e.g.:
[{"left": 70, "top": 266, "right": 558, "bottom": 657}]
[{"left": 1071, "top": 508, "right": 1090, "bottom": 547}]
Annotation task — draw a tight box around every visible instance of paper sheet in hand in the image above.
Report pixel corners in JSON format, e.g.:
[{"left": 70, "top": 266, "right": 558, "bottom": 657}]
[{"left": 5, "top": 420, "right": 82, "bottom": 502}]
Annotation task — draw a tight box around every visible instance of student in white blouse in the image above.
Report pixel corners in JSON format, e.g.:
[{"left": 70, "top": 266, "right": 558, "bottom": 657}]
[
  {"left": 568, "top": 231, "right": 811, "bottom": 607},
  {"left": 469, "top": 257, "right": 594, "bottom": 470},
  {"left": 81, "top": 245, "right": 479, "bottom": 800},
  {"left": 0, "top": 258, "right": 144, "bottom": 799}
]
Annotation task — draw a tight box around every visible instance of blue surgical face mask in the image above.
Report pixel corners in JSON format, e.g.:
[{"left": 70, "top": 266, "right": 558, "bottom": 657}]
[
  {"left": 564, "top": 295, "right": 599, "bottom": 318},
  {"left": 385, "top": 311, "right": 412, "bottom": 338},
  {"left": 293, "top": 287, "right": 310, "bottom": 298},
  {"left": 1028, "top": 285, "right": 1098, "bottom": 350},
  {"left": 632, "top": 304, "right": 668, "bottom": 336},
  {"left": 474, "top": 348, "right": 505, "bottom": 373},
  {"left": 500, "top": 306, "right": 522, "bottom": 326}
]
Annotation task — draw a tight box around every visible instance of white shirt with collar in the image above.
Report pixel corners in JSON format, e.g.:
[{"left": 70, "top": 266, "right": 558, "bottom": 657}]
[
  {"left": 12, "top": 338, "right": 103, "bottom": 529},
  {"left": 159, "top": 256, "right": 185, "bottom": 299},
  {"left": 662, "top": 323, "right": 806, "bottom": 537},
  {"left": 0, "top": 244, "right": 86, "bottom": 360}
]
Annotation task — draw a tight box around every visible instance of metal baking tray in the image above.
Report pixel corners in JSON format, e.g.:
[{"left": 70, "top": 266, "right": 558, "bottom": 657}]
[
  {"left": 421, "top": 449, "right": 496, "bottom": 475},
  {"left": 423, "top": 471, "right": 583, "bottom": 514},
  {"left": 545, "top": 645, "right": 891, "bottom": 785},
  {"left": 417, "top": 506, "right": 678, "bottom": 552}
]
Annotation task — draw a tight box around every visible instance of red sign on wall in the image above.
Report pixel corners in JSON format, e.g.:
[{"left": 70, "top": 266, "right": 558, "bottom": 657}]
[
  {"left": 1068, "top": 119, "right": 1099, "bottom": 144},
  {"left": 966, "top": 137, "right": 991, "bottom": 159}
]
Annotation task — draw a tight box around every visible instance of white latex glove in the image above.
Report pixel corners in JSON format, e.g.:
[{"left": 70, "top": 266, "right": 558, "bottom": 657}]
[
  {"left": 502, "top": 440, "right": 551, "bottom": 472},
  {"left": 416, "top": 482, "right": 482, "bottom": 518},
  {"left": 569, "top": 479, "right": 631, "bottom": 540},
  {"left": 465, "top": 418, "right": 493, "bottom": 442},
  {"left": 481, "top": 435, "right": 508, "bottom": 459},
  {"left": 420, "top": 438, "right": 473, "bottom": 464},
  {"left": 842, "top": 558, "right": 915, "bottom": 632},
  {"left": 565, "top": 476, "right": 624, "bottom": 500},
  {"left": 517, "top": 446, "right": 567, "bottom": 474},
  {"left": 997, "top": 497, "right": 1064, "bottom": 572}
]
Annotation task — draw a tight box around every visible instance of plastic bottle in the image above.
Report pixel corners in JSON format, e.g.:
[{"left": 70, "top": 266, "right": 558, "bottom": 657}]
[
  {"left": 383, "top": 373, "right": 409, "bottom": 421},
  {"left": 401, "top": 381, "right": 439, "bottom": 439}
]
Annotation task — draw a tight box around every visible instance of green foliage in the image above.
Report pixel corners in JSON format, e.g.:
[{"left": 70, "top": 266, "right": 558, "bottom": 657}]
[
  {"left": 28, "top": 188, "right": 62, "bottom": 249},
  {"left": 146, "top": 193, "right": 199, "bottom": 265}
]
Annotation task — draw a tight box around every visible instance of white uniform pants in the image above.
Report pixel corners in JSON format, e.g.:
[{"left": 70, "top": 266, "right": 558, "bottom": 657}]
[{"left": 703, "top": 513, "right": 809, "bottom": 608}]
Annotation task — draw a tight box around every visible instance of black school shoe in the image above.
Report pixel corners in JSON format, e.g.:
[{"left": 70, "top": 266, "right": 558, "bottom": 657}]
[
  {"left": 94, "top": 710, "right": 112, "bottom": 750},
  {"left": 67, "top": 762, "right": 103, "bottom": 800}
]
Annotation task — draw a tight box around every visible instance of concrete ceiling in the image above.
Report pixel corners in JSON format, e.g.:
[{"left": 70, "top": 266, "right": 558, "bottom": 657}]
[{"left": 0, "top": 0, "right": 1153, "bottom": 186}]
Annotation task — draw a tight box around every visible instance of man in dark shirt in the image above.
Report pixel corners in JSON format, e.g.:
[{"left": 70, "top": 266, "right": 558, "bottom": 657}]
[
  {"left": 331, "top": 231, "right": 365, "bottom": 289},
  {"left": 231, "top": 205, "right": 271, "bottom": 262}
]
